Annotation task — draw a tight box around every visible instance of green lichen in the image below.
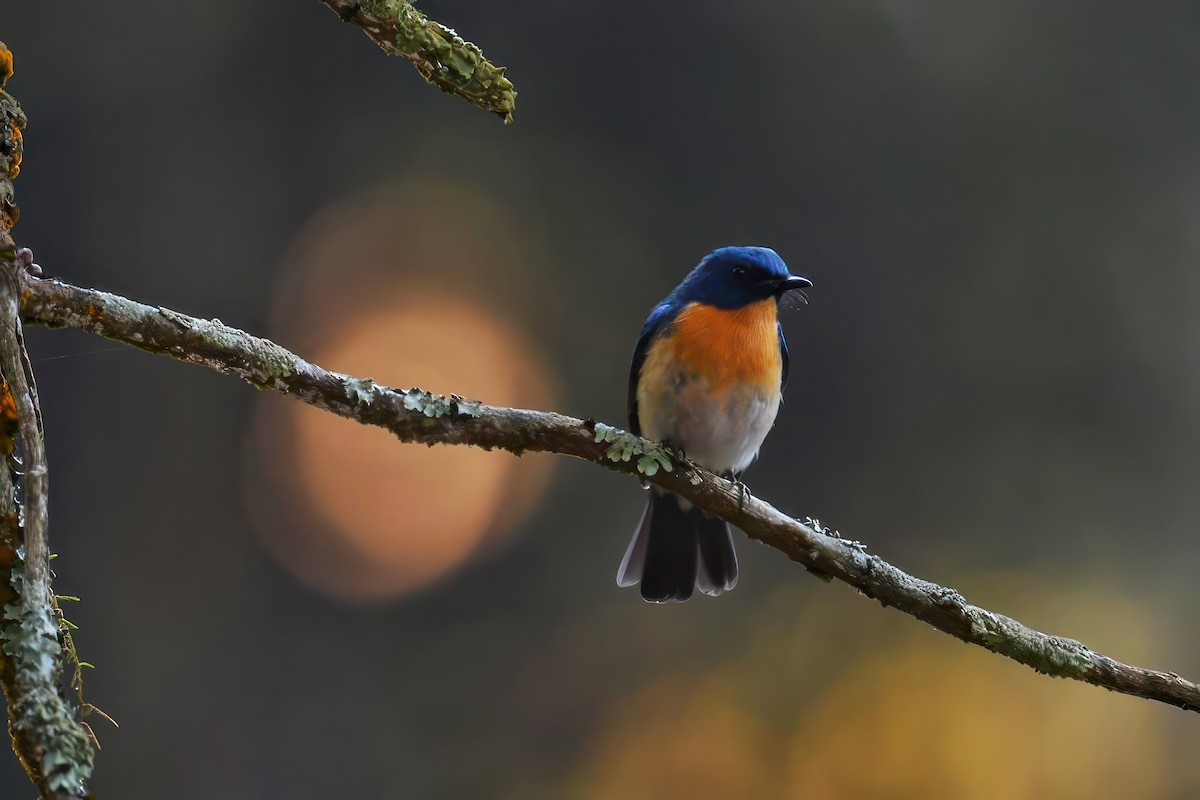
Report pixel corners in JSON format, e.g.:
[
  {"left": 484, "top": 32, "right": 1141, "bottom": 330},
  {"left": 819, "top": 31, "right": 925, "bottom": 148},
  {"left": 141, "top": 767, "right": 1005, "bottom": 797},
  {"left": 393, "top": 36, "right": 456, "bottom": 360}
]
[
  {"left": 398, "top": 388, "right": 483, "bottom": 418},
  {"left": 969, "top": 607, "right": 1096, "bottom": 678},
  {"left": 361, "top": 0, "right": 516, "bottom": 123},
  {"left": 402, "top": 387, "right": 451, "bottom": 417},
  {"left": 451, "top": 395, "right": 483, "bottom": 418},
  {"left": 1021, "top": 636, "right": 1096, "bottom": 677},
  {"left": 344, "top": 381, "right": 483, "bottom": 420},
  {"left": 344, "top": 376, "right": 383, "bottom": 406},
  {"left": 2, "top": 556, "right": 94, "bottom": 794},
  {"left": 256, "top": 342, "right": 296, "bottom": 382},
  {"left": 592, "top": 423, "right": 674, "bottom": 476}
]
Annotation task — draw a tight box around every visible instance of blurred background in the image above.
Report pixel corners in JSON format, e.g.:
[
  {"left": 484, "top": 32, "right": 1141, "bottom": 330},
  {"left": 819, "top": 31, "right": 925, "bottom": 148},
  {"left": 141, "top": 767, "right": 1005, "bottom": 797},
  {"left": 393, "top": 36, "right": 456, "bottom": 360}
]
[{"left": 5, "top": 2, "right": 1200, "bottom": 797}]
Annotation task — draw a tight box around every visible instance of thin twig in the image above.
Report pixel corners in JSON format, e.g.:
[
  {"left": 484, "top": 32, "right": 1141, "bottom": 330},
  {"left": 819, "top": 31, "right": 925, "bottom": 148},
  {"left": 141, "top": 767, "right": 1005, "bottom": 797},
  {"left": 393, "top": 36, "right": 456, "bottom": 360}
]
[
  {"left": 5, "top": 283, "right": 47, "bottom": 590},
  {"left": 320, "top": 0, "right": 516, "bottom": 123},
  {"left": 14, "top": 268, "right": 1200, "bottom": 714}
]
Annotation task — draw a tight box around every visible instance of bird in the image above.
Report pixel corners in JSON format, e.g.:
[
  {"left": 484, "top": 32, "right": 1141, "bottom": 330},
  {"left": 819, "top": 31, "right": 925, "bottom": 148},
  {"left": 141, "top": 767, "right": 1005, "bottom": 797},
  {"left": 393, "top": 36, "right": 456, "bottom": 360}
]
[{"left": 616, "top": 246, "right": 811, "bottom": 602}]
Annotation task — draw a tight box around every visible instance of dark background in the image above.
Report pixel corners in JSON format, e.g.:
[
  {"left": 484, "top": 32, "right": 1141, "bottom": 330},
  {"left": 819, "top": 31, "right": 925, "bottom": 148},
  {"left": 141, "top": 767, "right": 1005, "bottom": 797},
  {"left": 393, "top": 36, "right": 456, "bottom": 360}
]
[{"left": 5, "top": 2, "right": 1200, "bottom": 797}]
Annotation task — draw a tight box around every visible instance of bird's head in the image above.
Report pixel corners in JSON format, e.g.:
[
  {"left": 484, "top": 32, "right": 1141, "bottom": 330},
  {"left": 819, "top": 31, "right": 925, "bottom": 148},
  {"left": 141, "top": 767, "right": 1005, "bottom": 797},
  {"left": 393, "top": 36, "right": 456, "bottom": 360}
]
[{"left": 676, "top": 246, "right": 812, "bottom": 309}]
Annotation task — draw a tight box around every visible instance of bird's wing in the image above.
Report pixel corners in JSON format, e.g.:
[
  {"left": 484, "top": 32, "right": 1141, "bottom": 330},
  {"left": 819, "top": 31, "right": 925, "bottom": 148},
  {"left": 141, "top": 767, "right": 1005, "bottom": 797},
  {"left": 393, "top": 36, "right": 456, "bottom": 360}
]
[
  {"left": 778, "top": 321, "right": 790, "bottom": 391},
  {"left": 628, "top": 301, "right": 679, "bottom": 436}
]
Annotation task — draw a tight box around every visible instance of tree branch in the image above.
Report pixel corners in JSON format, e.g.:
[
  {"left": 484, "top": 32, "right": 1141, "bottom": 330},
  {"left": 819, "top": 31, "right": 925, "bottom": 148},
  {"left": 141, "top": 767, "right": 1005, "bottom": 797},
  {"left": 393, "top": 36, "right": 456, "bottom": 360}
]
[
  {"left": 13, "top": 268, "right": 1200, "bottom": 714},
  {"left": 0, "top": 43, "right": 94, "bottom": 799},
  {"left": 0, "top": 257, "right": 93, "bottom": 800},
  {"left": 321, "top": 0, "right": 517, "bottom": 123}
]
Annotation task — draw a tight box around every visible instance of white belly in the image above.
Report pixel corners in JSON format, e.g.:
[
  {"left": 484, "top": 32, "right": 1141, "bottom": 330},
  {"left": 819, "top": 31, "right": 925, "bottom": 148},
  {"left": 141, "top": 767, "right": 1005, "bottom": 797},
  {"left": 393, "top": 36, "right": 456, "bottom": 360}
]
[{"left": 639, "top": 373, "right": 780, "bottom": 474}]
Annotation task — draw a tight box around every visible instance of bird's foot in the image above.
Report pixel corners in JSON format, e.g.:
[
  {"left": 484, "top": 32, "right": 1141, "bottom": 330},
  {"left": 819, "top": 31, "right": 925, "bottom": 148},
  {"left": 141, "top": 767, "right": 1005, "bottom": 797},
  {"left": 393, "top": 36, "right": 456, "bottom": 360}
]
[{"left": 722, "top": 470, "right": 750, "bottom": 510}]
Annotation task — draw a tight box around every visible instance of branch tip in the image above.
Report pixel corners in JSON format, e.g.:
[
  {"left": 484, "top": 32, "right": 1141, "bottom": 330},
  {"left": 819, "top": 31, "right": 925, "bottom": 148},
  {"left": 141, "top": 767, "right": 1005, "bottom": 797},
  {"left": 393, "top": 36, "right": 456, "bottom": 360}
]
[{"left": 321, "top": 0, "right": 516, "bottom": 123}]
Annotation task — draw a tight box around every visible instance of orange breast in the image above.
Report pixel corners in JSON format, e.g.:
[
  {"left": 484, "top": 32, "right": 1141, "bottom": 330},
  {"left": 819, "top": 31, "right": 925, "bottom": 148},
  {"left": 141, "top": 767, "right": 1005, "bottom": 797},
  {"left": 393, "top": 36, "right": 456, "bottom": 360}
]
[{"left": 667, "top": 300, "right": 782, "bottom": 391}]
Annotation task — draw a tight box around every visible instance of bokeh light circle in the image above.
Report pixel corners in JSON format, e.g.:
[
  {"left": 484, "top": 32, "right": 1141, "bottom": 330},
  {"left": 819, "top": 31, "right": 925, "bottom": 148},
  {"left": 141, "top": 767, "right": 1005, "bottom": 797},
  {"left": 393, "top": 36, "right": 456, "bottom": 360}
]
[{"left": 247, "top": 186, "right": 557, "bottom": 601}]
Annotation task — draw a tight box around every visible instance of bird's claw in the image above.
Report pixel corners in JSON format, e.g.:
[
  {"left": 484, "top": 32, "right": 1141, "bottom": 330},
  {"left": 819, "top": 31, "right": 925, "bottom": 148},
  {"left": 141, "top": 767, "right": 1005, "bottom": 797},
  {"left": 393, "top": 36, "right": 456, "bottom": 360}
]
[{"left": 721, "top": 470, "right": 750, "bottom": 509}]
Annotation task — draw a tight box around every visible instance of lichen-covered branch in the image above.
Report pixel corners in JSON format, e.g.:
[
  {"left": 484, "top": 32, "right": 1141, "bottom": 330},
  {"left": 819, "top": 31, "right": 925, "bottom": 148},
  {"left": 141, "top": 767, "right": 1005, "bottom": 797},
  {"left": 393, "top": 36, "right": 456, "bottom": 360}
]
[
  {"left": 321, "top": 0, "right": 516, "bottom": 123},
  {"left": 0, "top": 258, "right": 94, "bottom": 800},
  {"left": 0, "top": 45, "right": 94, "bottom": 799},
  {"left": 14, "top": 268, "right": 1200, "bottom": 714}
]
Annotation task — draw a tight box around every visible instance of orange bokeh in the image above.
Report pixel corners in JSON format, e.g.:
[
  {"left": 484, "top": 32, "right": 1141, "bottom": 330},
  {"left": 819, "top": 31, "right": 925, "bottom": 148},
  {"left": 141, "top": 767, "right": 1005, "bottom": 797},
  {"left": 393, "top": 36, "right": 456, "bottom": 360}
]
[{"left": 248, "top": 185, "right": 557, "bottom": 600}]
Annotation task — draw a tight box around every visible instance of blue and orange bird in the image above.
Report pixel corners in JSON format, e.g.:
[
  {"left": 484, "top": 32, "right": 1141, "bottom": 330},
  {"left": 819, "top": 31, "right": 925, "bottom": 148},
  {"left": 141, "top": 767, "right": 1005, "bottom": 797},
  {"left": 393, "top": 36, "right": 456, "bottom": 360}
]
[{"left": 617, "top": 246, "right": 811, "bottom": 602}]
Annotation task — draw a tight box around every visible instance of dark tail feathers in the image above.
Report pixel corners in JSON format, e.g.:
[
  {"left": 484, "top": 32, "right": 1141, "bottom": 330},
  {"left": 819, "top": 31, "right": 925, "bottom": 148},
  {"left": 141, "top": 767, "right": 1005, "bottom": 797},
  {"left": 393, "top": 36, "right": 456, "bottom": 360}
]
[{"left": 617, "top": 492, "right": 738, "bottom": 602}]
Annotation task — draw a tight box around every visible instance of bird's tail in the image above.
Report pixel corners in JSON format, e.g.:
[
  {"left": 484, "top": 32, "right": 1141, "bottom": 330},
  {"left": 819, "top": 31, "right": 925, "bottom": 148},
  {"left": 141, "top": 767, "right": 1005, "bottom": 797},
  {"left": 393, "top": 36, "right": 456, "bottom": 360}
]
[{"left": 616, "top": 492, "right": 738, "bottom": 602}]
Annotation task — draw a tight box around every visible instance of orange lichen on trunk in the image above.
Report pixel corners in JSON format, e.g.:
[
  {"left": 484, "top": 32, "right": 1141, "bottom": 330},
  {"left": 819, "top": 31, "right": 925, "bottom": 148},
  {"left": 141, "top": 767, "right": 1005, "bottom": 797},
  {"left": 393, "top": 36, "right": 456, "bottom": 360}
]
[
  {"left": 0, "top": 47, "right": 12, "bottom": 87},
  {"left": 0, "top": 42, "right": 25, "bottom": 228},
  {"left": 0, "top": 378, "right": 17, "bottom": 457}
]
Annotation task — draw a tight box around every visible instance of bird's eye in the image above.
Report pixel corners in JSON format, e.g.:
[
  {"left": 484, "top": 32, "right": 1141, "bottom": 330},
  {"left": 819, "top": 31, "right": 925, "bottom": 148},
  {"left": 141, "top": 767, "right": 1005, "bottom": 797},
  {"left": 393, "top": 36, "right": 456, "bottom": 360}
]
[{"left": 732, "top": 265, "right": 750, "bottom": 280}]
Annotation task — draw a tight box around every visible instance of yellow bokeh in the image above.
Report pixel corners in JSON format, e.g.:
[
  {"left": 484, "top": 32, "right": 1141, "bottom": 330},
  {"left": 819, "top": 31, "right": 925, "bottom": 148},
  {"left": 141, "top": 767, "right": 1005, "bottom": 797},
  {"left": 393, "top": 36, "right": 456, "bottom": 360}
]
[
  {"left": 569, "top": 674, "right": 779, "bottom": 800},
  {"left": 784, "top": 644, "right": 1168, "bottom": 798},
  {"left": 569, "top": 578, "right": 1191, "bottom": 799}
]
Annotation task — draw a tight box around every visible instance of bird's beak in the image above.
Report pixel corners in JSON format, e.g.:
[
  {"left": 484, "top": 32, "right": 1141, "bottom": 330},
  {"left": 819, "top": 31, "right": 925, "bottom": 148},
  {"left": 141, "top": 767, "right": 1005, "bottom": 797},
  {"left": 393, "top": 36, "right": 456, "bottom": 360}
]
[{"left": 774, "top": 275, "right": 813, "bottom": 294}]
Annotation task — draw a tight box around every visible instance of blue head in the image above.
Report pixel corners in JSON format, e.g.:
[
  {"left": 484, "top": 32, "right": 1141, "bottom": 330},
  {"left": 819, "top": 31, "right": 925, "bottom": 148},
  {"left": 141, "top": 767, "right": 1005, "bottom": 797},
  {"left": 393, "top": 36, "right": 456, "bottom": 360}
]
[{"left": 672, "top": 246, "right": 811, "bottom": 309}]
